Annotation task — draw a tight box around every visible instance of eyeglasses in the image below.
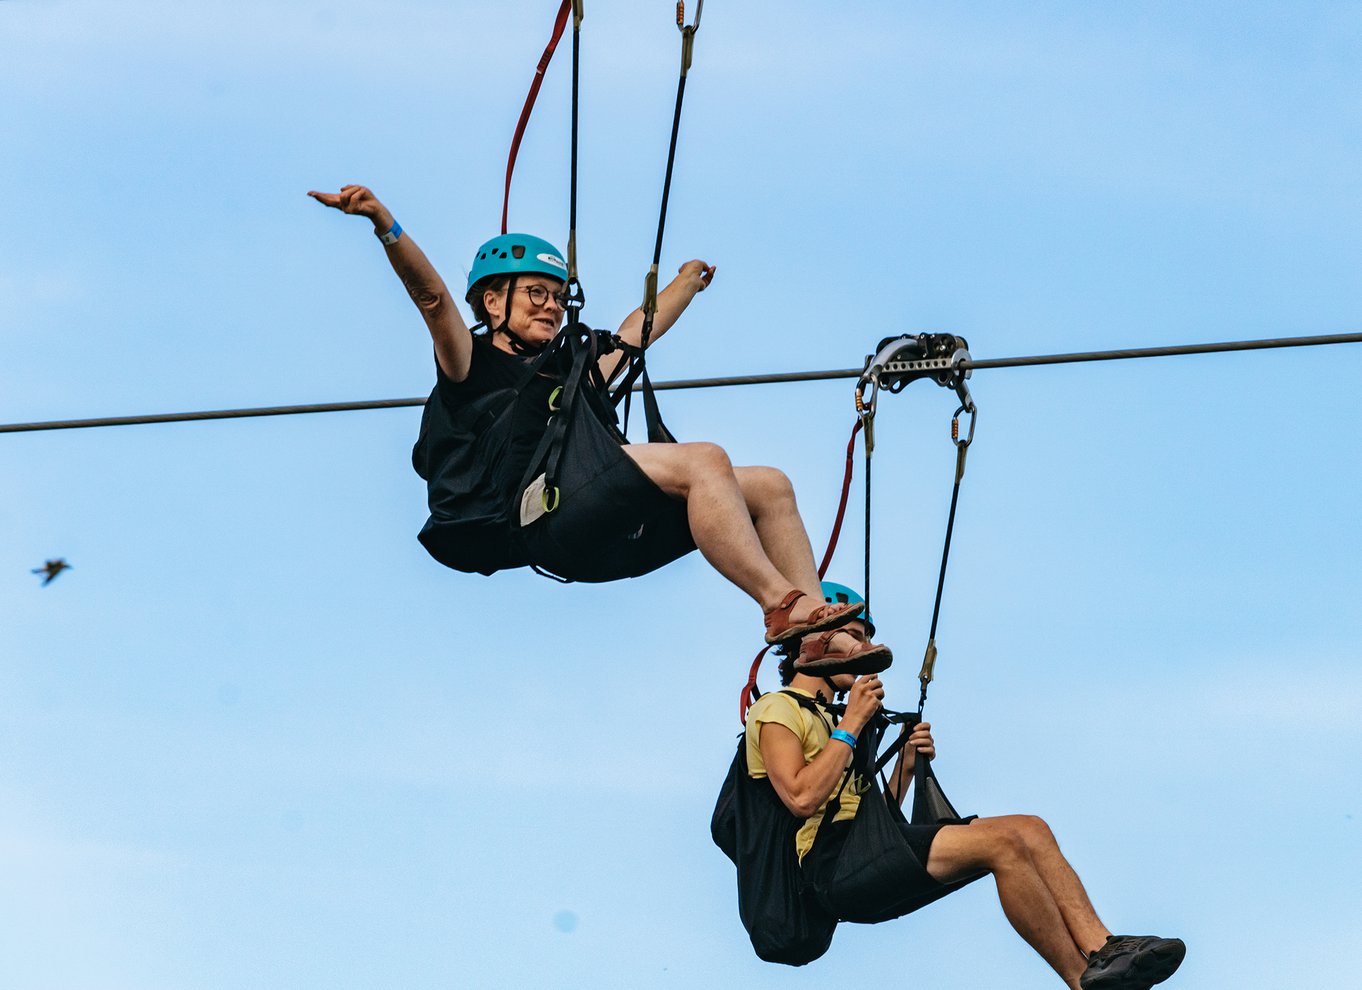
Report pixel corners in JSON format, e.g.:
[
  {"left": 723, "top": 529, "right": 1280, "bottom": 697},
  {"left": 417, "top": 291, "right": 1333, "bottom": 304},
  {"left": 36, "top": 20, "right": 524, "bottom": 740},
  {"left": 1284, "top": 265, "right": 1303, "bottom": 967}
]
[{"left": 514, "top": 284, "right": 567, "bottom": 309}]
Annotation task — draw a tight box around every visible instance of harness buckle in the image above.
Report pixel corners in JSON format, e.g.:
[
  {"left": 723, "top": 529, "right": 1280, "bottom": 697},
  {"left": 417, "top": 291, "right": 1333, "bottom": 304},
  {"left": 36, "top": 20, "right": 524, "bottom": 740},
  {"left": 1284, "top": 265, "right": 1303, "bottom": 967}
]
[{"left": 562, "top": 277, "right": 586, "bottom": 317}]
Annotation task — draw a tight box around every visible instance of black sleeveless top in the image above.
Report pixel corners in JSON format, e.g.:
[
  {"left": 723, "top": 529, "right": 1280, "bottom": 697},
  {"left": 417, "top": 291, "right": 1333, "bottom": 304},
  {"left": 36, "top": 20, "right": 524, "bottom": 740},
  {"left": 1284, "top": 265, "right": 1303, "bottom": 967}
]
[{"left": 411, "top": 338, "right": 559, "bottom": 574}]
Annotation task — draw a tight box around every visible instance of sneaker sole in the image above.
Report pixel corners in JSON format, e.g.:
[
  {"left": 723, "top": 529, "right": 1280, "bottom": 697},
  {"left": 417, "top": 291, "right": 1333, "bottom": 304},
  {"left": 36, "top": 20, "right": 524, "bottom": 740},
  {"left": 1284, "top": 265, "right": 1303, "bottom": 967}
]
[{"left": 1082, "top": 940, "right": 1186, "bottom": 990}]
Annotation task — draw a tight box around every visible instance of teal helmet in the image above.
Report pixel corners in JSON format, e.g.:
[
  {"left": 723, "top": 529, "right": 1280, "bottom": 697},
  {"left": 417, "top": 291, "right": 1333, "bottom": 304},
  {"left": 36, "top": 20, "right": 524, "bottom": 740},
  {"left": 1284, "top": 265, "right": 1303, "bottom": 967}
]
[
  {"left": 820, "top": 580, "right": 875, "bottom": 638},
  {"left": 465, "top": 233, "right": 568, "bottom": 301}
]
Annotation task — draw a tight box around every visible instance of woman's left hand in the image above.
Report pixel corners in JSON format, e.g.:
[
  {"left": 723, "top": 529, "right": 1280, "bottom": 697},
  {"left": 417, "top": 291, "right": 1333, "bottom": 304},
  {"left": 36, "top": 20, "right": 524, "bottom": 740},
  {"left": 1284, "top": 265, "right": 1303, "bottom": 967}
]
[{"left": 678, "top": 259, "right": 716, "bottom": 292}]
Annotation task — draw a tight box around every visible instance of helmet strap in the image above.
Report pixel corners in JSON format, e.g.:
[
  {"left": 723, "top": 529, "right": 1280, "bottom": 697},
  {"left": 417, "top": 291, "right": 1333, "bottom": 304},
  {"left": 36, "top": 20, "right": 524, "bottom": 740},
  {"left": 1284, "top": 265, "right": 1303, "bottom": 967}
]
[{"left": 488, "top": 276, "right": 543, "bottom": 356}]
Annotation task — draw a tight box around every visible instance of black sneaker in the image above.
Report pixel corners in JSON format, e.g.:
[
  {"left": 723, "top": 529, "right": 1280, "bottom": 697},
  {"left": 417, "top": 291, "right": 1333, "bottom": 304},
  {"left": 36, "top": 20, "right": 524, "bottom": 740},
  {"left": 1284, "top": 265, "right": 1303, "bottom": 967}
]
[{"left": 1079, "top": 935, "right": 1186, "bottom": 990}]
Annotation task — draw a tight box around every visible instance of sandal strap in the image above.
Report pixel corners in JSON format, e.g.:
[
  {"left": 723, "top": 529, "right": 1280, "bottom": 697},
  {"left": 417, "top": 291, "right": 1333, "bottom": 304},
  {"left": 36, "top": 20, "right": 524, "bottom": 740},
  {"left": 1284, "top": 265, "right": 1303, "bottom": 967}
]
[
  {"left": 762, "top": 589, "right": 805, "bottom": 622},
  {"left": 803, "top": 628, "right": 861, "bottom": 661}
]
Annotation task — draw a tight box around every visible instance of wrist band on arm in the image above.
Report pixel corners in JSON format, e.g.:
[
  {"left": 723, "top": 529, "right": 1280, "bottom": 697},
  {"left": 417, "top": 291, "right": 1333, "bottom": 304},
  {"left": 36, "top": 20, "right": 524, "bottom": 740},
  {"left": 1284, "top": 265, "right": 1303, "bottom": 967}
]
[
  {"left": 830, "top": 729, "right": 857, "bottom": 749},
  {"left": 376, "top": 221, "right": 403, "bottom": 245}
]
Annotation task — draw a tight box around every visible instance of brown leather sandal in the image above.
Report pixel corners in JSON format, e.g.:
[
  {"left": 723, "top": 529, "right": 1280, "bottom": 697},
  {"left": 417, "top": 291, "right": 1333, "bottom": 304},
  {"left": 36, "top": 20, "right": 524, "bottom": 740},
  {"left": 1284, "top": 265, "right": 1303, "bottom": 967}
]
[
  {"left": 792, "top": 629, "right": 893, "bottom": 676},
  {"left": 763, "top": 589, "right": 865, "bottom": 645}
]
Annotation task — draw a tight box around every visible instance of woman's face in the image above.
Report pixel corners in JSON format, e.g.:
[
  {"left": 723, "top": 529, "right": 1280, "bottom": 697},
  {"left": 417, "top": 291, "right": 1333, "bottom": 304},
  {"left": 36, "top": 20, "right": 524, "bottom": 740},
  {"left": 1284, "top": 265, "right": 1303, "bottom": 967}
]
[{"left": 485, "top": 276, "right": 565, "bottom": 347}]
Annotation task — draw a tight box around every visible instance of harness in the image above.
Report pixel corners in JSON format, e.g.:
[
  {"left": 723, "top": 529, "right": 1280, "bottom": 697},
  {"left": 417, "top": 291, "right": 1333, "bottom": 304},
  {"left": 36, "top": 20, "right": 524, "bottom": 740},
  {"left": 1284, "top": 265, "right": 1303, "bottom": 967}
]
[
  {"left": 724, "top": 332, "right": 987, "bottom": 926},
  {"left": 469, "top": 1, "right": 707, "bottom": 577}
]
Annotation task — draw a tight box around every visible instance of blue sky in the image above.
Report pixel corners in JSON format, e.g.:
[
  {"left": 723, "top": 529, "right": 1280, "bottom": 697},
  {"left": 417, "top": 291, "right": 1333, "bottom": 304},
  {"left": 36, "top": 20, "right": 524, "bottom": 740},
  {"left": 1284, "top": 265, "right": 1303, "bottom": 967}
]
[{"left": 3, "top": 1, "right": 1360, "bottom": 987}]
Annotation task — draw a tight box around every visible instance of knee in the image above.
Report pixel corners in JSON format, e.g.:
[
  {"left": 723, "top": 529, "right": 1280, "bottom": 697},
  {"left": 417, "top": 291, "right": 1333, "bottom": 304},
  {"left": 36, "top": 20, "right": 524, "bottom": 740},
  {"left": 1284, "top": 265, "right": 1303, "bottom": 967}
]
[
  {"left": 1012, "top": 814, "right": 1055, "bottom": 850},
  {"left": 681, "top": 441, "right": 733, "bottom": 477},
  {"left": 744, "top": 466, "right": 796, "bottom": 507},
  {"left": 975, "top": 817, "right": 1031, "bottom": 870}
]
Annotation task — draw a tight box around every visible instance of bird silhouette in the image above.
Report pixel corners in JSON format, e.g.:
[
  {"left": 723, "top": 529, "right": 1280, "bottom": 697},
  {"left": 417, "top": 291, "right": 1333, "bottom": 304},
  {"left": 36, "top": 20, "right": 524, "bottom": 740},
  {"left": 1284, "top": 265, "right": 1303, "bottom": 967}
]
[{"left": 32, "top": 559, "right": 71, "bottom": 586}]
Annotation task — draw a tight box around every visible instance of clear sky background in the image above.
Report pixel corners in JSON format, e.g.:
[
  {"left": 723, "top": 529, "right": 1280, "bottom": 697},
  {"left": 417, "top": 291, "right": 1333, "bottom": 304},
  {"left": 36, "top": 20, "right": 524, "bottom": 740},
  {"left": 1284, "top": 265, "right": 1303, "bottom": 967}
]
[{"left": 3, "top": 1, "right": 1360, "bottom": 987}]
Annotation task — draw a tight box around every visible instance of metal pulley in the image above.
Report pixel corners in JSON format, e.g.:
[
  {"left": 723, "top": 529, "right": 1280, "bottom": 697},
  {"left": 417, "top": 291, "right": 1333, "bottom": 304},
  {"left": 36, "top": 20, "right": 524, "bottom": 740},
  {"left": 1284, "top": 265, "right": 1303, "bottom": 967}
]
[{"left": 859, "top": 332, "right": 974, "bottom": 410}]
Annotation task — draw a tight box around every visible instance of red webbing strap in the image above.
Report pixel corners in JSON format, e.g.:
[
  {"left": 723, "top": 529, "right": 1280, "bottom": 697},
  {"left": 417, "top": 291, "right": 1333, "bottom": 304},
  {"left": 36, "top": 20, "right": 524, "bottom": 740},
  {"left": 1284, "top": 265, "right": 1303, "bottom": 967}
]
[
  {"left": 502, "top": 0, "right": 573, "bottom": 235},
  {"left": 739, "top": 645, "right": 772, "bottom": 724},
  {"left": 739, "top": 416, "right": 865, "bottom": 724},
  {"left": 816, "top": 417, "right": 864, "bottom": 579}
]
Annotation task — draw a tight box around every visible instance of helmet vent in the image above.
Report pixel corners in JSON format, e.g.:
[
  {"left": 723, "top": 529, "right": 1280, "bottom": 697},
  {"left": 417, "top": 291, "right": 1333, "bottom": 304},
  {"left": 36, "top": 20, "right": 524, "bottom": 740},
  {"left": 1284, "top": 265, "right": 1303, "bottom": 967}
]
[{"left": 511, "top": 245, "right": 526, "bottom": 259}]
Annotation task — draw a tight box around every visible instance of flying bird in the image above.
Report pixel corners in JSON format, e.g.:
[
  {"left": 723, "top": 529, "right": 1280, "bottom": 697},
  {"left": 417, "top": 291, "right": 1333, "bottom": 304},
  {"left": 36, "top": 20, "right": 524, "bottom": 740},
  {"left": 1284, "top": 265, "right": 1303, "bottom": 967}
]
[{"left": 32, "top": 559, "right": 71, "bottom": 585}]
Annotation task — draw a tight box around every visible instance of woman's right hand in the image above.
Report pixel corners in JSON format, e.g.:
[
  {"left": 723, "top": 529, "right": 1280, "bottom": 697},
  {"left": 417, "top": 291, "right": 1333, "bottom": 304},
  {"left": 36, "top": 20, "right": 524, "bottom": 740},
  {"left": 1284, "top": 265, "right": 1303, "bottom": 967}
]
[
  {"left": 307, "top": 184, "right": 392, "bottom": 229},
  {"left": 841, "top": 673, "right": 885, "bottom": 734}
]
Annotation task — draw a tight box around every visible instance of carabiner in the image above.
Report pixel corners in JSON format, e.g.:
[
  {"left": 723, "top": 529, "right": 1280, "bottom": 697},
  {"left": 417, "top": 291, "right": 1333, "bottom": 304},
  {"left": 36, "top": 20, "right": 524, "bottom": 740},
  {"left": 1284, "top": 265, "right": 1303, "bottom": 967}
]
[
  {"left": 677, "top": 0, "right": 702, "bottom": 73},
  {"left": 548, "top": 386, "right": 563, "bottom": 413},
  {"left": 950, "top": 402, "right": 976, "bottom": 483},
  {"left": 951, "top": 402, "right": 977, "bottom": 450},
  {"left": 677, "top": 0, "right": 703, "bottom": 31},
  {"left": 855, "top": 377, "right": 880, "bottom": 459},
  {"left": 542, "top": 484, "right": 561, "bottom": 514}
]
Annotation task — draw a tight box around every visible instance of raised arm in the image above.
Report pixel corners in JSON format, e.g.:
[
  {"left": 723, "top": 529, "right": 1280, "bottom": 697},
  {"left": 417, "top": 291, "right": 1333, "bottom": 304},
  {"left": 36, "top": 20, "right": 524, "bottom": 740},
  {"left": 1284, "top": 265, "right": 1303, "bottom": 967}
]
[
  {"left": 309, "top": 185, "right": 474, "bottom": 382},
  {"left": 600, "top": 259, "right": 715, "bottom": 382},
  {"left": 760, "top": 675, "right": 884, "bottom": 819}
]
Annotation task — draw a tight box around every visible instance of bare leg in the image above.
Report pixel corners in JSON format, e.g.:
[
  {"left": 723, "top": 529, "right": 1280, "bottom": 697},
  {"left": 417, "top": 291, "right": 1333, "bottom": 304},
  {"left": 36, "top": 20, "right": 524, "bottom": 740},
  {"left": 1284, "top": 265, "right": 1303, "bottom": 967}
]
[
  {"left": 732, "top": 466, "right": 821, "bottom": 594},
  {"left": 733, "top": 465, "right": 866, "bottom": 654},
  {"left": 926, "top": 817, "right": 1105, "bottom": 988},
  {"left": 1013, "top": 815, "right": 1111, "bottom": 957},
  {"left": 624, "top": 442, "right": 803, "bottom": 609}
]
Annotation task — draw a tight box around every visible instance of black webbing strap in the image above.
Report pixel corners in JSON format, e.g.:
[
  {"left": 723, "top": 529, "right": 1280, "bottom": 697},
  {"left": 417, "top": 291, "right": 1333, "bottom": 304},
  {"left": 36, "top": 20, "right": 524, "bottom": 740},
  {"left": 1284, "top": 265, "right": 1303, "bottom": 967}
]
[
  {"left": 612, "top": 3, "right": 702, "bottom": 442},
  {"left": 917, "top": 406, "right": 974, "bottom": 712},
  {"left": 871, "top": 710, "right": 918, "bottom": 777},
  {"left": 863, "top": 430, "right": 873, "bottom": 629},
  {"left": 510, "top": 330, "right": 593, "bottom": 511},
  {"left": 561, "top": 0, "right": 587, "bottom": 328},
  {"left": 542, "top": 332, "right": 598, "bottom": 488},
  {"left": 455, "top": 333, "right": 568, "bottom": 438}
]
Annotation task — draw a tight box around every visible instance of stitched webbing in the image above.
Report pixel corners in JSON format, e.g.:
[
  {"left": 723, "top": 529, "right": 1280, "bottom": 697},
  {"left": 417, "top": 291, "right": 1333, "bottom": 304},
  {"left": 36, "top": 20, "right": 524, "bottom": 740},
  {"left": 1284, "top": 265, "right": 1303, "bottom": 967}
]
[{"left": 502, "top": 0, "right": 572, "bottom": 235}]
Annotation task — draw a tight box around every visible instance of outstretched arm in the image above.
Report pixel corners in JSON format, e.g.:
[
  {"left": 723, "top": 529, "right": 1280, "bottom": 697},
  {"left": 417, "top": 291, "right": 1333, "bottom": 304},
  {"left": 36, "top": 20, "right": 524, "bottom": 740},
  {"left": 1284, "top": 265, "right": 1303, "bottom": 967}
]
[
  {"left": 309, "top": 185, "right": 474, "bottom": 382},
  {"left": 600, "top": 259, "right": 715, "bottom": 382}
]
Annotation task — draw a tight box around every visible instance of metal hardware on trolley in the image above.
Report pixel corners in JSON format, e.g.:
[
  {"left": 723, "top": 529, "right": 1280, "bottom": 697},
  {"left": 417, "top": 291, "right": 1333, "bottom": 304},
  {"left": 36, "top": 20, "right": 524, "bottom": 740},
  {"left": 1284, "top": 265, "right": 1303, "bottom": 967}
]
[
  {"left": 861, "top": 333, "right": 974, "bottom": 407},
  {"left": 856, "top": 333, "right": 974, "bottom": 460}
]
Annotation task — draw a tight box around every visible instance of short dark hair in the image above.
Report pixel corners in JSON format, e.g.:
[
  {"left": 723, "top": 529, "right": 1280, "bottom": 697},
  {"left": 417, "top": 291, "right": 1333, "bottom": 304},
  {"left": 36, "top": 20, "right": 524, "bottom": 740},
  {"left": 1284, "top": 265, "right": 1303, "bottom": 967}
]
[{"left": 467, "top": 275, "right": 510, "bottom": 326}]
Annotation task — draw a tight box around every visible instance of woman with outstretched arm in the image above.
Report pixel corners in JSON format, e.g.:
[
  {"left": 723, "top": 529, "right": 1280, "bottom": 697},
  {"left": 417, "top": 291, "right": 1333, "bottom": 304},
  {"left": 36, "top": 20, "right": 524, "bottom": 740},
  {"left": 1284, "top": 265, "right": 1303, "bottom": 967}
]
[{"left": 311, "top": 184, "right": 892, "bottom": 674}]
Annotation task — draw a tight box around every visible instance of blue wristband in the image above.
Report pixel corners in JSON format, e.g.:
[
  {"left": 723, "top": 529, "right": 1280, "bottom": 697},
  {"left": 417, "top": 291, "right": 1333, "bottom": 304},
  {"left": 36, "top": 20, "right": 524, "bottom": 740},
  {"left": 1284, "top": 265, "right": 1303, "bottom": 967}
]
[
  {"left": 376, "top": 221, "right": 403, "bottom": 246},
  {"left": 830, "top": 729, "right": 857, "bottom": 749}
]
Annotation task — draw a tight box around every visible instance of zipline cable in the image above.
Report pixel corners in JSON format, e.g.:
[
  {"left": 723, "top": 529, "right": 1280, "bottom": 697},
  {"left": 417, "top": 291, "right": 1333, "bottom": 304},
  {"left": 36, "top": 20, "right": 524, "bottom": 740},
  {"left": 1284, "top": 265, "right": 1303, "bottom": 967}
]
[{"left": 3, "top": 330, "right": 1360, "bottom": 435}]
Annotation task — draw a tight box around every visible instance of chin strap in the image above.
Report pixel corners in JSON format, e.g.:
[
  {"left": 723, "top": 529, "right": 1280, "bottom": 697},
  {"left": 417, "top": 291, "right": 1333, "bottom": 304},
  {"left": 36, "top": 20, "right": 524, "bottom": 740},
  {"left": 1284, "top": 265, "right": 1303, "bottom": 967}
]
[{"left": 485, "top": 276, "right": 548, "bottom": 357}]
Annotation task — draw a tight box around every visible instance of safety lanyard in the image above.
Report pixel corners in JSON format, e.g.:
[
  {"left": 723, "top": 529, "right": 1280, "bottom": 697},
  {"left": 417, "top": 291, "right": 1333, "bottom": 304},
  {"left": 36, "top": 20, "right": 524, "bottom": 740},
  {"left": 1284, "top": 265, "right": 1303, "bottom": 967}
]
[
  {"left": 615, "top": 1, "right": 703, "bottom": 442},
  {"left": 501, "top": 0, "right": 573, "bottom": 236}
]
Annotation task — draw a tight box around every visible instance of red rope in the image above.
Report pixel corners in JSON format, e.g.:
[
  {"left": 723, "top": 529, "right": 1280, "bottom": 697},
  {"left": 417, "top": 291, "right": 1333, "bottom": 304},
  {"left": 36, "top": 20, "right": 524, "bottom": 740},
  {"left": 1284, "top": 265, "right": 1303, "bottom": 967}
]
[
  {"left": 502, "top": 0, "right": 573, "bottom": 235},
  {"left": 739, "top": 645, "right": 772, "bottom": 725},
  {"left": 817, "top": 417, "right": 863, "bottom": 580},
  {"left": 739, "top": 417, "right": 864, "bottom": 723}
]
